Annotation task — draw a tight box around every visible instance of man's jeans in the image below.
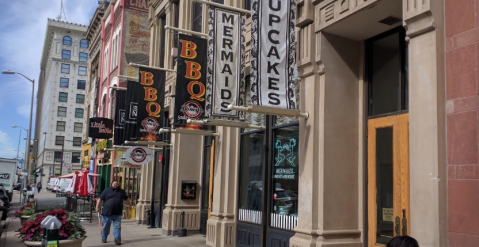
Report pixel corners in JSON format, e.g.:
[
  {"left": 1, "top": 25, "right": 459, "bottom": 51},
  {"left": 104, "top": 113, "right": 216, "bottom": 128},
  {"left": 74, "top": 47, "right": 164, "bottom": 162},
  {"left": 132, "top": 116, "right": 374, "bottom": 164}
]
[{"left": 101, "top": 215, "right": 122, "bottom": 240}]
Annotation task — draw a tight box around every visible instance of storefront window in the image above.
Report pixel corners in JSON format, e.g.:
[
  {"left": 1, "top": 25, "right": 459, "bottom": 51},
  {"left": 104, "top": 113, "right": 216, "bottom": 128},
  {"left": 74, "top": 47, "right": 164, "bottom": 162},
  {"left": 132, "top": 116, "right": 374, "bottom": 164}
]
[
  {"left": 270, "top": 125, "right": 299, "bottom": 230},
  {"left": 238, "top": 131, "right": 264, "bottom": 224}
]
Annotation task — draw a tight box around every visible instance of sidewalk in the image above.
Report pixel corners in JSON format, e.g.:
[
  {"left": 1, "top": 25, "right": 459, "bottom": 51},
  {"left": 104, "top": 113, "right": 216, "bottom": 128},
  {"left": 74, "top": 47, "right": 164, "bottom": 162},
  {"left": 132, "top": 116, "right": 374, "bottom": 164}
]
[{"left": 0, "top": 189, "right": 208, "bottom": 247}]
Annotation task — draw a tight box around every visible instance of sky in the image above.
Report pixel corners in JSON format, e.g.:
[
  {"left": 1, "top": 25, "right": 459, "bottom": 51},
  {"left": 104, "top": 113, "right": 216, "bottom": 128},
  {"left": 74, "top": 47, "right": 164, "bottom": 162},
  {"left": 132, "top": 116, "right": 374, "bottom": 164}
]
[{"left": 0, "top": 0, "right": 99, "bottom": 160}]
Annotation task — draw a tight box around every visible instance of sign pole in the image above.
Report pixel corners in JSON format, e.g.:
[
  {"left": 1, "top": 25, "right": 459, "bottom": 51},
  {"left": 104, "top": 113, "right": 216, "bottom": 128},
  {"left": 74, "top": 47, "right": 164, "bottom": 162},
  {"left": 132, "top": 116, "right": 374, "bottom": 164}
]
[{"left": 148, "top": 149, "right": 157, "bottom": 229}]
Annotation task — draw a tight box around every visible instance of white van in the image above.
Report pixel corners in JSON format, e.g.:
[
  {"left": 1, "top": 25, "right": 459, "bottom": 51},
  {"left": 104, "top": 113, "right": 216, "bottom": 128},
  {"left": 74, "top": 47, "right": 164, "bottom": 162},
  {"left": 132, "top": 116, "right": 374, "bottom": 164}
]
[
  {"left": 47, "top": 178, "right": 59, "bottom": 191},
  {"left": 56, "top": 178, "right": 72, "bottom": 192}
]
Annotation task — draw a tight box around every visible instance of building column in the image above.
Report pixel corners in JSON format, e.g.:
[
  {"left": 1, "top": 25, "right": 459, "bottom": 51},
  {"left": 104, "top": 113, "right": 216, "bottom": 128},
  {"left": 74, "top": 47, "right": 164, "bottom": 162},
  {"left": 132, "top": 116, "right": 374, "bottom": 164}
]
[
  {"left": 289, "top": 23, "right": 362, "bottom": 247},
  {"left": 161, "top": 133, "right": 203, "bottom": 235},
  {"left": 403, "top": 1, "right": 447, "bottom": 246},
  {"left": 206, "top": 127, "right": 239, "bottom": 247},
  {"left": 136, "top": 159, "right": 153, "bottom": 224}
]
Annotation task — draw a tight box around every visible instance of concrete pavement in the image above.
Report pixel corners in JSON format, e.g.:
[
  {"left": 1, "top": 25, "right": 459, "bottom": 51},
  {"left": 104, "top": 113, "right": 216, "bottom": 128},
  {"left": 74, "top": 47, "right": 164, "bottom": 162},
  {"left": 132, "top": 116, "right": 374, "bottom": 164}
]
[{"left": 0, "top": 188, "right": 208, "bottom": 247}]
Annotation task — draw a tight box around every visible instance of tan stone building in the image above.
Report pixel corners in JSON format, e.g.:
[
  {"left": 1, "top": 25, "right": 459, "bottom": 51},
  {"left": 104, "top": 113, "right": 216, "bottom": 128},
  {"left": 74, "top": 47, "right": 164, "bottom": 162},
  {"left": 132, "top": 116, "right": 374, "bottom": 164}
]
[{"left": 138, "top": 0, "right": 476, "bottom": 247}]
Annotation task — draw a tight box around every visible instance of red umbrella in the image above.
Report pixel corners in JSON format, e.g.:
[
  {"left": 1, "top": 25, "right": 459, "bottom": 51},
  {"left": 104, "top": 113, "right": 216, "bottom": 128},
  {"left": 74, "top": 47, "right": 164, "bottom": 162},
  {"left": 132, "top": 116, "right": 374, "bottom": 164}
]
[{"left": 77, "top": 169, "right": 90, "bottom": 197}]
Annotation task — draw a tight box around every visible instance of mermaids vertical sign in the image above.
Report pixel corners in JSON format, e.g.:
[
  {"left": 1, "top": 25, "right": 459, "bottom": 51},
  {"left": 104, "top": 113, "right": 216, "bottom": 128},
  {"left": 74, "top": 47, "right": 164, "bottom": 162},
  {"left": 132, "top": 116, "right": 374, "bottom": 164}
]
[
  {"left": 174, "top": 34, "right": 207, "bottom": 129},
  {"left": 136, "top": 67, "right": 165, "bottom": 141},
  {"left": 250, "top": 0, "right": 297, "bottom": 109},
  {"left": 205, "top": 6, "right": 246, "bottom": 120}
]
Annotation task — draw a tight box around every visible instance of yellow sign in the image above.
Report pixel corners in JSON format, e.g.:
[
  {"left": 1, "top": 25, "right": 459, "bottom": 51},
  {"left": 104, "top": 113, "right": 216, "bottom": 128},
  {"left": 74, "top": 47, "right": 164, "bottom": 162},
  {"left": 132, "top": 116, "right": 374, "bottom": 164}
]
[
  {"left": 382, "top": 208, "right": 394, "bottom": 222},
  {"left": 29, "top": 158, "right": 34, "bottom": 161}
]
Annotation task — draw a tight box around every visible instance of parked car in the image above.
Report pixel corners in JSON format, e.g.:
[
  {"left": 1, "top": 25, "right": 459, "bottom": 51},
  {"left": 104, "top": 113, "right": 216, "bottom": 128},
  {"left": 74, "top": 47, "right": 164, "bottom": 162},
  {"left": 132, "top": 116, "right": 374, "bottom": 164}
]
[
  {"left": 12, "top": 182, "right": 22, "bottom": 191},
  {"left": 0, "top": 186, "right": 10, "bottom": 220},
  {"left": 55, "top": 178, "right": 72, "bottom": 193},
  {"left": 46, "top": 178, "right": 59, "bottom": 191}
]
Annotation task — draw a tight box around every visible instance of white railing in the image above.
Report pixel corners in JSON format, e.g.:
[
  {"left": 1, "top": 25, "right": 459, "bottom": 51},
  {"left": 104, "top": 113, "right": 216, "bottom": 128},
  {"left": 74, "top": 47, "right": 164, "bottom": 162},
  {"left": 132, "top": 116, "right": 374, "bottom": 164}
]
[
  {"left": 270, "top": 213, "right": 297, "bottom": 231},
  {"left": 238, "top": 208, "right": 262, "bottom": 224}
]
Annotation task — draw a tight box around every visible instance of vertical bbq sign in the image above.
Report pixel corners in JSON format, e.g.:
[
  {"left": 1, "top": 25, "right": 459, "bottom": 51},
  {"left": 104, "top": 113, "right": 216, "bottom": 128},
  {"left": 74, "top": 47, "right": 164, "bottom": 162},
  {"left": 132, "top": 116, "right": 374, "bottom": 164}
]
[
  {"left": 250, "top": 0, "right": 297, "bottom": 109},
  {"left": 174, "top": 34, "right": 207, "bottom": 129},
  {"left": 137, "top": 67, "right": 165, "bottom": 141},
  {"left": 205, "top": 6, "right": 246, "bottom": 120}
]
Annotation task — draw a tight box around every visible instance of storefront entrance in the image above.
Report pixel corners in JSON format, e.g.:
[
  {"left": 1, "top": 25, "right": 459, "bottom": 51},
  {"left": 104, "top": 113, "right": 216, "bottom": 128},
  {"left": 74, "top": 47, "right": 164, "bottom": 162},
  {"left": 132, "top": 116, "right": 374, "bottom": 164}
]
[
  {"left": 237, "top": 110, "right": 299, "bottom": 247},
  {"left": 366, "top": 27, "right": 409, "bottom": 246}
]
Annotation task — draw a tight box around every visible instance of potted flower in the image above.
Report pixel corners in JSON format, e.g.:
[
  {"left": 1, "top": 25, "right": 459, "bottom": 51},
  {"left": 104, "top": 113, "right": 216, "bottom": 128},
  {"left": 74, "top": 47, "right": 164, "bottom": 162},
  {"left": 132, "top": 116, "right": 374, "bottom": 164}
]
[
  {"left": 13, "top": 199, "right": 35, "bottom": 225},
  {"left": 18, "top": 209, "right": 86, "bottom": 247}
]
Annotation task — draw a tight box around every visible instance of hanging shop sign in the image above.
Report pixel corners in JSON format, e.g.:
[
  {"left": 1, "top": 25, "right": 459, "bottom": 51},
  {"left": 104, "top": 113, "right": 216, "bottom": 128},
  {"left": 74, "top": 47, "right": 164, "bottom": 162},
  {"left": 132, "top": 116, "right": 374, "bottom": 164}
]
[
  {"left": 174, "top": 34, "right": 207, "bottom": 129},
  {"left": 125, "top": 146, "right": 153, "bottom": 165},
  {"left": 205, "top": 6, "right": 246, "bottom": 120},
  {"left": 250, "top": 0, "right": 297, "bottom": 109},
  {"left": 114, "top": 90, "right": 127, "bottom": 146},
  {"left": 124, "top": 80, "right": 140, "bottom": 142},
  {"left": 88, "top": 118, "right": 113, "bottom": 139},
  {"left": 137, "top": 67, "right": 165, "bottom": 141}
]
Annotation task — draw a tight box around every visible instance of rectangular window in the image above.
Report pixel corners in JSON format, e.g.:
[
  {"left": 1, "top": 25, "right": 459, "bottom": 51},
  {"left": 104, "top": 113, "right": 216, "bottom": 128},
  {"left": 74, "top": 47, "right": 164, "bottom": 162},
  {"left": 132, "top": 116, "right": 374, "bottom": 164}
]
[
  {"left": 60, "top": 78, "right": 69, "bottom": 88},
  {"left": 56, "top": 121, "right": 66, "bottom": 131},
  {"left": 55, "top": 136, "right": 65, "bottom": 146},
  {"left": 77, "top": 80, "right": 86, "bottom": 90},
  {"left": 62, "top": 49, "right": 71, "bottom": 60},
  {"left": 61, "top": 63, "right": 70, "bottom": 74},
  {"left": 78, "top": 66, "right": 87, "bottom": 76},
  {"left": 76, "top": 94, "right": 85, "bottom": 104},
  {"left": 59, "top": 92, "right": 68, "bottom": 102},
  {"left": 75, "top": 108, "right": 84, "bottom": 118},
  {"left": 57, "top": 106, "right": 67, "bottom": 117},
  {"left": 79, "top": 52, "right": 88, "bottom": 62},
  {"left": 74, "top": 123, "right": 83, "bottom": 132},
  {"left": 243, "top": 0, "right": 251, "bottom": 10},
  {"left": 54, "top": 151, "right": 62, "bottom": 163},
  {"left": 72, "top": 137, "right": 81, "bottom": 147},
  {"left": 72, "top": 152, "right": 81, "bottom": 163},
  {"left": 192, "top": 3, "right": 202, "bottom": 32},
  {"left": 238, "top": 132, "right": 264, "bottom": 224}
]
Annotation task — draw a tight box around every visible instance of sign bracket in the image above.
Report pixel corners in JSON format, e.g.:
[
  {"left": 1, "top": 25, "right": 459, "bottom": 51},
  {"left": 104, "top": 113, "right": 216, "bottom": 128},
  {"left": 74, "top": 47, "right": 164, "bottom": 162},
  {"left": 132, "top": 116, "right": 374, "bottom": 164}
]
[
  {"left": 117, "top": 75, "right": 138, "bottom": 82},
  {"left": 228, "top": 104, "right": 309, "bottom": 119},
  {"left": 192, "top": 0, "right": 252, "bottom": 14},
  {"left": 164, "top": 25, "right": 208, "bottom": 38},
  {"left": 124, "top": 141, "right": 172, "bottom": 147},
  {"left": 187, "top": 119, "right": 265, "bottom": 130},
  {"left": 128, "top": 62, "right": 176, "bottom": 73},
  {"left": 159, "top": 128, "right": 220, "bottom": 137},
  {"left": 108, "top": 86, "right": 126, "bottom": 91}
]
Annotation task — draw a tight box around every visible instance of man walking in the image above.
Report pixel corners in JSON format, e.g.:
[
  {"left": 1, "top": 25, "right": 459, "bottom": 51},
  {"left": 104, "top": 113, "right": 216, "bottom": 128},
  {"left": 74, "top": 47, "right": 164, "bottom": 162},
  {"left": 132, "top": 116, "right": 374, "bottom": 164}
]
[
  {"left": 36, "top": 182, "right": 42, "bottom": 193},
  {"left": 95, "top": 180, "right": 132, "bottom": 245}
]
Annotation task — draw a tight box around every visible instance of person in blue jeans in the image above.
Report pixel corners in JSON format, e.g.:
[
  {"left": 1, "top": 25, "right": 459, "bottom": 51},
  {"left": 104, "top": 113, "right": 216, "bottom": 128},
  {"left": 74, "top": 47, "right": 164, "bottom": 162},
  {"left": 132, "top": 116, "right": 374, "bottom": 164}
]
[{"left": 95, "top": 180, "right": 132, "bottom": 245}]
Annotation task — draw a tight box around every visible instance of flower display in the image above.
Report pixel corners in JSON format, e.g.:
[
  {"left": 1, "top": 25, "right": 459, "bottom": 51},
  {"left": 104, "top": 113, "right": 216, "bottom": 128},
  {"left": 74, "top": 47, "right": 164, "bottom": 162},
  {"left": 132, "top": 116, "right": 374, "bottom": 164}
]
[
  {"left": 17, "top": 209, "right": 85, "bottom": 242},
  {"left": 13, "top": 199, "right": 35, "bottom": 217}
]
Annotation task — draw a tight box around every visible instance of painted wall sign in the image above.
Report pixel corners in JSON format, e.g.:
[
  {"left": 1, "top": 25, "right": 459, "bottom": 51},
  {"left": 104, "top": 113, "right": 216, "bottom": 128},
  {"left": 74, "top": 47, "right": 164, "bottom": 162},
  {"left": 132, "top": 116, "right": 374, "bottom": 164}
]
[
  {"left": 174, "top": 34, "right": 207, "bottom": 129},
  {"left": 125, "top": 146, "right": 153, "bottom": 165},
  {"left": 137, "top": 67, "right": 165, "bottom": 141},
  {"left": 206, "top": 6, "right": 246, "bottom": 120},
  {"left": 114, "top": 90, "right": 126, "bottom": 146},
  {"left": 124, "top": 81, "right": 140, "bottom": 142},
  {"left": 88, "top": 117, "right": 114, "bottom": 139},
  {"left": 124, "top": 0, "right": 149, "bottom": 12},
  {"left": 250, "top": 0, "right": 297, "bottom": 109}
]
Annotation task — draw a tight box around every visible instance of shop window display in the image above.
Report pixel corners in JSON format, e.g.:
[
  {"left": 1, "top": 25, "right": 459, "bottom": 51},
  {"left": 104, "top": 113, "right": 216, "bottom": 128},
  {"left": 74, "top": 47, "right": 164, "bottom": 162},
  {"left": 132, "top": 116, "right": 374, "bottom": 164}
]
[{"left": 270, "top": 125, "right": 299, "bottom": 230}]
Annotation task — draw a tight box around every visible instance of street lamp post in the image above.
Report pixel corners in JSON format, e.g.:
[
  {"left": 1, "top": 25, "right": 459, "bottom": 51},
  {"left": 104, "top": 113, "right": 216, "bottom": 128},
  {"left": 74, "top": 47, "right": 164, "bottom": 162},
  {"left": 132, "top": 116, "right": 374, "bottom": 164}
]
[
  {"left": 40, "top": 132, "right": 47, "bottom": 184},
  {"left": 3, "top": 70, "right": 35, "bottom": 204}
]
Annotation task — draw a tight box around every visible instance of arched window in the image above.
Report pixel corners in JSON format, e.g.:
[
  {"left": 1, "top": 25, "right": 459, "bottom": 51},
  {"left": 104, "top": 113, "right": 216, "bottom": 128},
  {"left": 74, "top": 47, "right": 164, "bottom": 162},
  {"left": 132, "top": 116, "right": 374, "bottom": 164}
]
[
  {"left": 80, "top": 39, "right": 89, "bottom": 48},
  {"left": 63, "top": 36, "right": 72, "bottom": 46}
]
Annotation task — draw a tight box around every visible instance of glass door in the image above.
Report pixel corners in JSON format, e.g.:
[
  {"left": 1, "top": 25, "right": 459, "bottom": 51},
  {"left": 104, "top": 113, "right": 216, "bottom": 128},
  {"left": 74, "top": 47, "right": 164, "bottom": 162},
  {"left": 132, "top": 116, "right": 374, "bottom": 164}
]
[{"left": 367, "top": 114, "right": 409, "bottom": 246}]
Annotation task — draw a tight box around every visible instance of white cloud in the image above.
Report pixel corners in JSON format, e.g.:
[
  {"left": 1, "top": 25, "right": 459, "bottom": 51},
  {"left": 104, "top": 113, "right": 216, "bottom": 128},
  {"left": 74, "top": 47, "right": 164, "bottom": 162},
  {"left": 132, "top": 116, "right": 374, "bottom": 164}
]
[{"left": 0, "top": 130, "right": 17, "bottom": 159}]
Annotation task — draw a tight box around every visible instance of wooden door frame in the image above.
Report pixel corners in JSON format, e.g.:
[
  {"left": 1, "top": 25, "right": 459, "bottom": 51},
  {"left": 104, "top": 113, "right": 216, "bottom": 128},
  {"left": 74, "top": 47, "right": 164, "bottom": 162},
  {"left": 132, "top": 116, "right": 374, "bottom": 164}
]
[{"left": 367, "top": 114, "right": 409, "bottom": 247}]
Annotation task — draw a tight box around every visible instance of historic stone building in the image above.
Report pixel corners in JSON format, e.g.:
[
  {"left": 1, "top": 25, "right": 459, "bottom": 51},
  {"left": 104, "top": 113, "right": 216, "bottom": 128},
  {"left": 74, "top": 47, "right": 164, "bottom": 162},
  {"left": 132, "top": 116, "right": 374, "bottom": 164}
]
[
  {"left": 35, "top": 19, "right": 89, "bottom": 186},
  {"left": 107, "top": 0, "right": 477, "bottom": 247}
]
